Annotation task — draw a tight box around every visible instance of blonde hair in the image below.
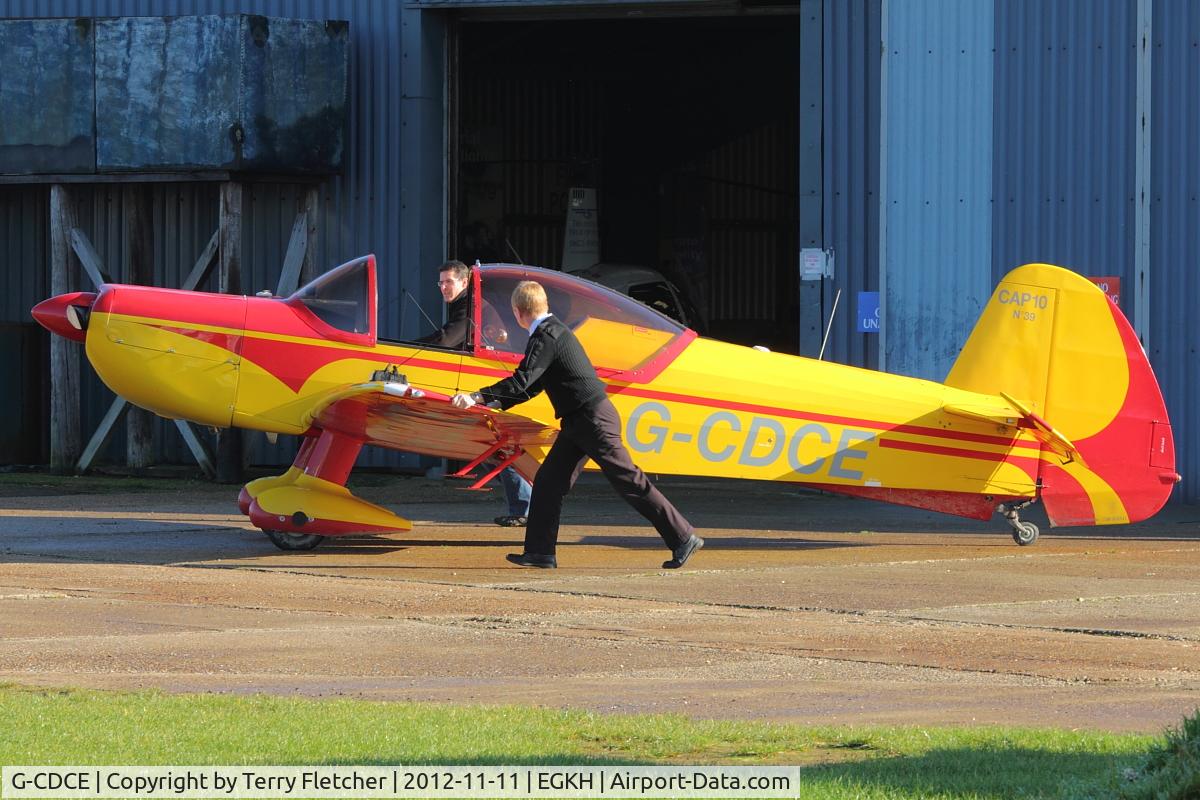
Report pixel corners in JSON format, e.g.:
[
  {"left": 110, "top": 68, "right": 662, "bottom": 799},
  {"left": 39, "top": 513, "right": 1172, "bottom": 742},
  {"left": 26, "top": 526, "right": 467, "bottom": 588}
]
[{"left": 511, "top": 281, "right": 549, "bottom": 316}]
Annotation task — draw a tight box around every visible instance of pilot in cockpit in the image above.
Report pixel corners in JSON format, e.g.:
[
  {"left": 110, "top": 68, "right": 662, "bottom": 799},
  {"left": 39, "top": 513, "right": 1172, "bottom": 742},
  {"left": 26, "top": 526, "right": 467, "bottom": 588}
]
[{"left": 416, "top": 259, "right": 472, "bottom": 349}]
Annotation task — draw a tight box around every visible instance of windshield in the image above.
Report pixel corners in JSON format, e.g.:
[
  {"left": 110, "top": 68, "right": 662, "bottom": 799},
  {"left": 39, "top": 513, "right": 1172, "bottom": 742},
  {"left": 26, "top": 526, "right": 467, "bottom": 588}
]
[
  {"left": 477, "top": 264, "right": 686, "bottom": 373},
  {"left": 289, "top": 255, "right": 376, "bottom": 344}
]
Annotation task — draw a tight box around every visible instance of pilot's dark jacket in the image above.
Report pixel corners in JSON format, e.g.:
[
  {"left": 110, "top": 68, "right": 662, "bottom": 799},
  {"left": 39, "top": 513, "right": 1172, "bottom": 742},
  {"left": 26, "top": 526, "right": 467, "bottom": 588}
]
[
  {"left": 416, "top": 291, "right": 469, "bottom": 349},
  {"left": 479, "top": 315, "right": 606, "bottom": 418},
  {"left": 476, "top": 314, "right": 694, "bottom": 558}
]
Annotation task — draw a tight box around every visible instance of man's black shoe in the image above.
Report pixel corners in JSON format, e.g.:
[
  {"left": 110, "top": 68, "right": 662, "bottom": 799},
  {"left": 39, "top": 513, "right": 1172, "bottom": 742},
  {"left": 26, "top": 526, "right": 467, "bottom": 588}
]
[
  {"left": 662, "top": 535, "right": 704, "bottom": 569},
  {"left": 506, "top": 552, "right": 557, "bottom": 569}
]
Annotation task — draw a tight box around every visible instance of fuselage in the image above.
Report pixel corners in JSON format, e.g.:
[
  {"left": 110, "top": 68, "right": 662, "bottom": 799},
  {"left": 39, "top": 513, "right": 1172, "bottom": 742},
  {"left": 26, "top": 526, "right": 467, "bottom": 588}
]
[{"left": 79, "top": 280, "right": 1043, "bottom": 516}]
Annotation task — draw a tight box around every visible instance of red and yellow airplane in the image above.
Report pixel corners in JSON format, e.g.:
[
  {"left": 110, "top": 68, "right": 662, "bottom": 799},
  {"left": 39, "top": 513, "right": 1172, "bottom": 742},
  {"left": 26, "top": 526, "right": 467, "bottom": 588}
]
[{"left": 33, "top": 256, "right": 1179, "bottom": 550}]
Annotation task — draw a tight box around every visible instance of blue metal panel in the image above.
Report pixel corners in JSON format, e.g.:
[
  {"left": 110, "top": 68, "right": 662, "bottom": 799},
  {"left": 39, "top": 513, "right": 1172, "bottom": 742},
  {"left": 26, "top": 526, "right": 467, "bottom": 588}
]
[
  {"left": 882, "top": 0, "right": 993, "bottom": 381},
  {"left": 1149, "top": 0, "right": 1200, "bottom": 500},
  {"left": 991, "top": 0, "right": 1136, "bottom": 288},
  {"left": 823, "top": 0, "right": 880, "bottom": 368}
]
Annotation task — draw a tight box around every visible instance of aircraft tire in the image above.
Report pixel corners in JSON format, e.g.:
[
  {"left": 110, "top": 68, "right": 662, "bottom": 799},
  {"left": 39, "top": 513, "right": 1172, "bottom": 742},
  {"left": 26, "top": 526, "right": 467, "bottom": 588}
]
[
  {"left": 264, "top": 530, "right": 325, "bottom": 551},
  {"left": 1011, "top": 521, "right": 1039, "bottom": 546}
]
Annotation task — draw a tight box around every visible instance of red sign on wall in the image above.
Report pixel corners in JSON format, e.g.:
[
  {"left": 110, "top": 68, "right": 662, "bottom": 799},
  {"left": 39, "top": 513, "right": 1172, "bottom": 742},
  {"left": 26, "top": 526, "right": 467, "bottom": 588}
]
[{"left": 1088, "top": 276, "right": 1121, "bottom": 306}]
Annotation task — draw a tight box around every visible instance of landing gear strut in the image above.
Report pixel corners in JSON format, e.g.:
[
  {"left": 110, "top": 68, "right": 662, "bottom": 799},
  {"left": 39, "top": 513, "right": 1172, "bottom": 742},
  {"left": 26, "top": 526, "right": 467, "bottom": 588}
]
[
  {"left": 240, "top": 429, "right": 412, "bottom": 552},
  {"left": 998, "top": 500, "right": 1039, "bottom": 546}
]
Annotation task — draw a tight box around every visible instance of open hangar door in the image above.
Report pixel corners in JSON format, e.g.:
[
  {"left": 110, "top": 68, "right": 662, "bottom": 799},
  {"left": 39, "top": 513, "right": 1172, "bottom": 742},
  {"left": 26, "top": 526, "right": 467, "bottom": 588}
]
[{"left": 449, "top": 8, "right": 801, "bottom": 351}]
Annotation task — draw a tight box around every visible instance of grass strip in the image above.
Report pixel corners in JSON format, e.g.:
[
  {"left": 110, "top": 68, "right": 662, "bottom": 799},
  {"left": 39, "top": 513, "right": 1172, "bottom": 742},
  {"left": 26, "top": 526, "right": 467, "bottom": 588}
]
[{"left": 0, "top": 684, "right": 1160, "bottom": 799}]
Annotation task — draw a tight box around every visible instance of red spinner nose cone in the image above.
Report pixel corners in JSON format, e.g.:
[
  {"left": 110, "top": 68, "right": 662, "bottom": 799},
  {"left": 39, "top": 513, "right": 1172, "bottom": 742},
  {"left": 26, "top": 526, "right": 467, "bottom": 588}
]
[{"left": 31, "top": 291, "right": 97, "bottom": 343}]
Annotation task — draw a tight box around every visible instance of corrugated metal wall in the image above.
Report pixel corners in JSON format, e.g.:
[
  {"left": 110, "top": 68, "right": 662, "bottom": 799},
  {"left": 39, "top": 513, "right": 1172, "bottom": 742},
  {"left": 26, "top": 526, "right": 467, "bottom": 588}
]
[
  {"left": 0, "top": 186, "right": 51, "bottom": 462},
  {"left": 0, "top": 186, "right": 49, "bottom": 323},
  {"left": 874, "top": 0, "right": 1199, "bottom": 503},
  {"left": 0, "top": 0, "right": 443, "bottom": 469},
  {"left": 1150, "top": 0, "right": 1200, "bottom": 501},
  {"left": 881, "top": 0, "right": 994, "bottom": 381},
  {"left": 823, "top": 0, "right": 880, "bottom": 369},
  {"left": 992, "top": 0, "right": 1136, "bottom": 288}
]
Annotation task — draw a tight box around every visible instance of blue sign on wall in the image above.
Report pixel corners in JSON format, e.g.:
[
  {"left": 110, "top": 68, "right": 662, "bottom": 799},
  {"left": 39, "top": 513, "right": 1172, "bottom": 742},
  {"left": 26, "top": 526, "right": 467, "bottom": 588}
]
[{"left": 857, "top": 292, "right": 880, "bottom": 333}]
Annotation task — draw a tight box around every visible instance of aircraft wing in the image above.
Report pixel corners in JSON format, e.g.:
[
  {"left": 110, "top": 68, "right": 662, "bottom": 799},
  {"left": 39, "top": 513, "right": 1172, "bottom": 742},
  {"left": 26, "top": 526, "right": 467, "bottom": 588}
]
[
  {"left": 308, "top": 380, "right": 558, "bottom": 483},
  {"left": 943, "top": 394, "right": 1082, "bottom": 465}
]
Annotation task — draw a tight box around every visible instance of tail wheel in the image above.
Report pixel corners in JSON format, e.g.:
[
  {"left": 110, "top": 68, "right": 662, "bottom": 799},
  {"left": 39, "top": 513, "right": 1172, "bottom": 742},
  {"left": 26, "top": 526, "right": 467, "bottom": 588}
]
[
  {"left": 264, "top": 530, "right": 325, "bottom": 551},
  {"left": 1011, "top": 521, "right": 1040, "bottom": 546}
]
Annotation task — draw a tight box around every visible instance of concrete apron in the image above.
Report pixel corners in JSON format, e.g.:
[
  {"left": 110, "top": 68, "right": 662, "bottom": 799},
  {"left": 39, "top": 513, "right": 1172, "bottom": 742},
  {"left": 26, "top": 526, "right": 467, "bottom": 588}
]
[{"left": 0, "top": 476, "right": 1198, "bottom": 731}]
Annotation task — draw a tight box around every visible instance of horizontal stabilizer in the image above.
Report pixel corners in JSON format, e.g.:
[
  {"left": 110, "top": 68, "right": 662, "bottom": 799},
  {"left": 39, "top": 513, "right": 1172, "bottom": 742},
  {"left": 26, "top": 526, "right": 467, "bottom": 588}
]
[
  {"left": 943, "top": 395, "right": 1081, "bottom": 465},
  {"left": 999, "top": 392, "right": 1082, "bottom": 465},
  {"left": 942, "top": 402, "right": 1019, "bottom": 427}
]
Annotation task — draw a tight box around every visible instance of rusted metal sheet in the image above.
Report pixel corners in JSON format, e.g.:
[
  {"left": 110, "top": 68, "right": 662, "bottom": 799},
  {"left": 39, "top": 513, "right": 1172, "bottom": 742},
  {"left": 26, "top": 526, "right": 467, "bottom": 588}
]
[
  {"left": 0, "top": 18, "right": 95, "bottom": 174},
  {"left": 94, "top": 15, "right": 241, "bottom": 171},
  {"left": 95, "top": 14, "right": 347, "bottom": 173},
  {"left": 240, "top": 16, "right": 349, "bottom": 173},
  {"left": 0, "top": 13, "right": 346, "bottom": 175}
]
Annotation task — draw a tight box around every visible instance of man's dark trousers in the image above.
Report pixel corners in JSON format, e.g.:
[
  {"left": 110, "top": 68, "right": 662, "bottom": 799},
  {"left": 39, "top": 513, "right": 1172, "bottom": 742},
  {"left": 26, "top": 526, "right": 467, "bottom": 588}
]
[{"left": 524, "top": 396, "right": 693, "bottom": 555}]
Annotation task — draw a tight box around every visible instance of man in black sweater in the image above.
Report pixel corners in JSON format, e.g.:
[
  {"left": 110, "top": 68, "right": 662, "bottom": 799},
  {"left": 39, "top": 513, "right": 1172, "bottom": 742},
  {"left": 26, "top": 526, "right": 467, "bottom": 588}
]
[
  {"left": 416, "top": 260, "right": 471, "bottom": 348},
  {"left": 452, "top": 280, "right": 703, "bottom": 570}
]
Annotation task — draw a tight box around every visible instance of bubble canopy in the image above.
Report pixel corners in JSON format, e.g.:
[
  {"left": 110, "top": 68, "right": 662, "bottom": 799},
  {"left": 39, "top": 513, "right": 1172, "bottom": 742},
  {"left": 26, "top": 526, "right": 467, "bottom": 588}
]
[
  {"left": 475, "top": 264, "right": 690, "bottom": 375},
  {"left": 287, "top": 258, "right": 693, "bottom": 378}
]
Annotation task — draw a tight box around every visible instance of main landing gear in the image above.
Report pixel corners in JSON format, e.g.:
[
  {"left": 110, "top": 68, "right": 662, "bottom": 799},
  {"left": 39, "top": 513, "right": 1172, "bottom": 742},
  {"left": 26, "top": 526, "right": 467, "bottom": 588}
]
[
  {"left": 998, "top": 500, "right": 1040, "bottom": 546},
  {"left": 239, "top": 430, "right": 412, "bottom": 551}
]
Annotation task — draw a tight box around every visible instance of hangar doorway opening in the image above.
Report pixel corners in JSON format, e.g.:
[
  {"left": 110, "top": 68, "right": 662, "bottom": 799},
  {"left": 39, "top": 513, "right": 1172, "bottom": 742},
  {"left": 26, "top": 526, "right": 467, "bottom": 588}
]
[{"left": 450, "top": 13, "right": 801, "bottom": 351}]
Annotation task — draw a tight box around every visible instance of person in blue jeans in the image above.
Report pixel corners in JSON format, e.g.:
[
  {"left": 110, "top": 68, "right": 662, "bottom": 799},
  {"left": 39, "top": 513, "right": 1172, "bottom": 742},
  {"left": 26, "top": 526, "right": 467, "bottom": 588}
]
[
  {"left": 416, "top": 258, "right": 532, "bottom": 528},
  {"left": 495, "top": 466, "right": 531, "bottom": 527}
]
